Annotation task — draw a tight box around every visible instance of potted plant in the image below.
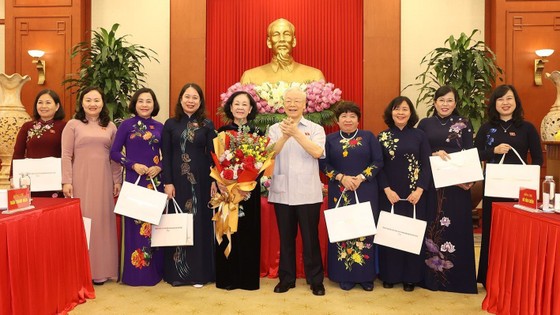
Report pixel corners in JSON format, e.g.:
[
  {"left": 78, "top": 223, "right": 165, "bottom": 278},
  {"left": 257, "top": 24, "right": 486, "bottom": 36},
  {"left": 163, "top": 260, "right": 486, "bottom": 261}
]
[
  {"left": 64, "top": 23, "right": 158, "bottom": 124},
  {"left": 407, "top": 29, "right": 503, "bottom": 130}
]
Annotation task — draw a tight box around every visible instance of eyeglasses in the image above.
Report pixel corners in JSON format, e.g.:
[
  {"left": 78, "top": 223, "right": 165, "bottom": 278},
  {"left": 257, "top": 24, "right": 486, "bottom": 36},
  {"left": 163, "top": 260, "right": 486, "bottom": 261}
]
[{"left": 436, "top": 98, "right": 455, "bottom": 104}]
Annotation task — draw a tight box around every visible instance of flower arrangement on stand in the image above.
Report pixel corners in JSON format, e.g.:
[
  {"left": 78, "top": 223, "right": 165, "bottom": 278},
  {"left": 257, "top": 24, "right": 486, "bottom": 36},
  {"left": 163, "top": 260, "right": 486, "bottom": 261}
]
[
  {"left": 219, "top": 80, "right": 342, "bottom": 130},
  {"left": 209, "top": 125, "right": 274, "bottom": 257}
]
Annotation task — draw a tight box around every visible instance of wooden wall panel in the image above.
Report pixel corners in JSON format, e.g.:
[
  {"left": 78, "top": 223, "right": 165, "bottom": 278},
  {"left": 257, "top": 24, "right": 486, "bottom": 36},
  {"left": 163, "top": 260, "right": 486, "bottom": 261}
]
[
  {"left": 169, "top": 0, "right": 206, "bottom": 118},
  {"left": 13, "top": 0, "right": 72, "bottom": 6},
  {"left": 5, "top": 0, "right": 90, "bottom": 118},
  {"left": 363, "top": 0, "right": 400, "bottom": 134},
  {"left": 506, "top": 12, "right": 560, "bottom": 131},
  {"left": 14, "top": 17, "right": 73, "bottom": 116}
]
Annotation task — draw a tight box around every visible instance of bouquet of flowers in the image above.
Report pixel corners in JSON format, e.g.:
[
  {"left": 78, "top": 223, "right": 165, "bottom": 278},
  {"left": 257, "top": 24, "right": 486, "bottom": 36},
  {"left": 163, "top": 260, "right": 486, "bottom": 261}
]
[
  {"left": 219, "top": 80, "right": 342, "bottom": 130},
  {"left": 209, "top": 125, "right": 274, "bottom": 257}
]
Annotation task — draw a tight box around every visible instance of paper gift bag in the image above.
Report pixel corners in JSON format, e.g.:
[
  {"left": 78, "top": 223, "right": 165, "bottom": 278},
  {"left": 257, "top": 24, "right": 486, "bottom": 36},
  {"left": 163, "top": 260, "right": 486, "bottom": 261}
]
[
  {"left": 484, "top": 147, "right": 540, "bottom": 199},
  {"left": 374, "top": 201, "right": 427, "bottom": 255},
  {"left": 82, "top": 217, "right": 91, "bottom": 249},
  {"left": 151, "top": 198, "right": 193, "bottom": 247},
  {"left": 429, "top": 148, "right": 484, "bottom": 188},
  {"left": 114, "top": 176, "right": 167, "bottom": 225},
  {"left": 12, "top": 157, "right": 62, "bottom": 192},
  {"left": 324, "top": 190, "right": 377, "bottom": 243}
]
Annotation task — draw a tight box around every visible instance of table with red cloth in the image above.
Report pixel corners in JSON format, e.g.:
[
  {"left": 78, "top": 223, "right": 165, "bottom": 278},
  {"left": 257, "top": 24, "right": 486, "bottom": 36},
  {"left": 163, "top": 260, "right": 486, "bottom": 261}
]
[
  {"left": 482, "top": 202, "right": 560, "bottom": 315},
  {"left": 0, "top": 198, "right": 94, "bottom": 315},
  {"left": 260, "top": 196, "right": 329, "bottom": 278}
]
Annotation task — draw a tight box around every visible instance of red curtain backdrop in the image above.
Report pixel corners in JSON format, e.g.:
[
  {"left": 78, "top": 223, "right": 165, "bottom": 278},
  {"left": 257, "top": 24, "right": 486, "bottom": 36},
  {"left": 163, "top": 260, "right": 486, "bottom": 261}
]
[{"left": 205, "top": 0, "right": 364, "bottom": 132}]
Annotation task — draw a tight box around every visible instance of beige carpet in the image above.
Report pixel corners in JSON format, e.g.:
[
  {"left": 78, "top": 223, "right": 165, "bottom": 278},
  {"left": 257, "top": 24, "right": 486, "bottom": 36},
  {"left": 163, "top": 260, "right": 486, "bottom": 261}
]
[{"left": 71, "top": 239, "right": 485, "bottom": 315}]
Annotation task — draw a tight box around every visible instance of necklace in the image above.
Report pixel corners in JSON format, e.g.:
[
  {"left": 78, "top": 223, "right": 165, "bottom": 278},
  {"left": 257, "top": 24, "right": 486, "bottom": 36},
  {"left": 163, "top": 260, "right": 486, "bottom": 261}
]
[
  {"left": 340, "top": 129, "right": 359, "bottom": 140},
  {"left": 500, "top": 123, "right": 512, "bottom": 133},
  {"left": 435, "top": 115, "right": 451, "bottom": 126}
]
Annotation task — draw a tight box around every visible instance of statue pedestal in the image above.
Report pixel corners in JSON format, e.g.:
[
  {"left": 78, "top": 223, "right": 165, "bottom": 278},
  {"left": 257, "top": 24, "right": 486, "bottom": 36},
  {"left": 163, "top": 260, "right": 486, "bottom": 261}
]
[{"left": 0, "top": 73, "right": 31, "bottom": 189}]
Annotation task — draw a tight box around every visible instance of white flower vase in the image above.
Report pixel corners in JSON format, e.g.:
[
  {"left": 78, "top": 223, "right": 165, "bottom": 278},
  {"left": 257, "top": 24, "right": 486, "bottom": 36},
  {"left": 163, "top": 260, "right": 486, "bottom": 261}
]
[
  {"left": 541, "top": 71, "right": 560, "bottom": 141},
  {"left": 0, "top": 73, "right": 32, "bottom": 189}
]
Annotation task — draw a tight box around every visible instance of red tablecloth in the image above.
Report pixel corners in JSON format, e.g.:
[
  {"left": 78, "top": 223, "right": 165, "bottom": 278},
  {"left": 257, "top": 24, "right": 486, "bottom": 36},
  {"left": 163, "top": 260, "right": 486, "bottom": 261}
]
[
  {"left": 260, "top": 197, "right": 329, "bottom": 278},
  {"left": 0, "top": 198, "right": 94, "bottom": 315},
  {"left": 482, "top": 203, "right": 560, "bottom": 315}
]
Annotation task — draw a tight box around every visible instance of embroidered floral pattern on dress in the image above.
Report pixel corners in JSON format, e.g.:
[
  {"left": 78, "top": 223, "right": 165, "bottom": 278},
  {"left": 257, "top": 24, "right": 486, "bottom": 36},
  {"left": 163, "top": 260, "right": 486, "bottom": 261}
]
[
  {"left": 445, "top": 118, "right": 471, "bottom": 149},
  {"left": 27, "top": 121, "right": 54, "bottom": 141},
  {"left": 424, "top": 189, "right": 455, "bottom": 284},
  {"left": 486, "top": 128, "right": 497, "bottom": 147},
  {"left": 339, "top": 136, "right": 363, "bottom": 157},
  {"left": 180, "top": 153, "right": 196, "bottom": 184},
  {"left": 379, "top": 131, "right": 399, "bottom": 160},
  {"left": 129, "top": 120, "right": 159, "bottom": 149},
  {"left": 405, "top": 153, "right": 420, "bottom": 190},
  {"left": 337, "top": 236, "right": 373, "bottom": 271},
  {"left": 131, "top": 246, "right": 152, "bottom": 269}
]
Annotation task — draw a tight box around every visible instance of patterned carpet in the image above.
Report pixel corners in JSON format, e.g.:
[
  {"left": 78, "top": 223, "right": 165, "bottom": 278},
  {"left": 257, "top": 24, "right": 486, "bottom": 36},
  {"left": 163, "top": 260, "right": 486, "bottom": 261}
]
[{"left": 70, "top": 237, "right": 486, "bottom": 315}]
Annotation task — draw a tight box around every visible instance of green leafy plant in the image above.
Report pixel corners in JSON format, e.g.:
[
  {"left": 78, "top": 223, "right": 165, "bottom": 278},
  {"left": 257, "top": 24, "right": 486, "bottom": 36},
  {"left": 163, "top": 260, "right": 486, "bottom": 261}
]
[
  {"left": 64, "top": 23, "right": 158, "bottom": 124},
  {"left": 407, "top": 29, "right": 503, "bottom": 130}
]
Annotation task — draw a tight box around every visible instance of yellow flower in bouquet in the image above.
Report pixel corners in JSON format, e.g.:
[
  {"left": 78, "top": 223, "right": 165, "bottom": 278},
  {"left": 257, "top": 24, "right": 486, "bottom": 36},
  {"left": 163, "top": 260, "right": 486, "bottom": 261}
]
[{"left": 209, "top": 125, "right": 274, "bottom": 257}]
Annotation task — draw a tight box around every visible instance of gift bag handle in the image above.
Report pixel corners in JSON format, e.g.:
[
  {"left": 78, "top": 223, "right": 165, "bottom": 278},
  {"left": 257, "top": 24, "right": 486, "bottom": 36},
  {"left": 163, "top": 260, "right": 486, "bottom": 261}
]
[
  {"left": 334, "top": 189, "right": 360, "bottom": 208},
  {"left": 165, "top": 197, "right": 183, "bottom": 214},
  {"left": 390, "top": 199, "right": 418, "bottom": 219},
  {"left": 133, "top": 174, "right": 159, "bottom": 189},
  {"left": 498, "top": 147, "right": 526, "bottom": 166}
]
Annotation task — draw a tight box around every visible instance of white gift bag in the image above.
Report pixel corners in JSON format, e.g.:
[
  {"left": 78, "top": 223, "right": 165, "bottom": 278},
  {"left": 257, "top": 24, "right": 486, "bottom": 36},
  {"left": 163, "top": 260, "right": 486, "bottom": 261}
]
[
  {"left": 324, "top": 190, "right": 377, "bottom": 243},
  {"left": 484, "top": 147, "right": 540, "bottom": 199},
  {"left": 151, "top": 198, "right": 193, "bottom": 247},
  {"left": 429, "top": 148, "right": 484, "bottom": 188},
  {"left": 374, "top": 200, "right": 427, "bottom": 255},
  {"left": 114, "top": 176, "right": 167, "bottom": 225},
  {"left": 12, "top": 157, "right": 62, "bottom": 191}
]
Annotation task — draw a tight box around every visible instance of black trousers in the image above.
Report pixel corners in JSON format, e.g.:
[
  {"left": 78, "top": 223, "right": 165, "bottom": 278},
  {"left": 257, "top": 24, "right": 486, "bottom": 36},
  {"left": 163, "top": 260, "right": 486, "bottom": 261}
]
[{"left": 274, "top": 202, "right": 323, "bottom": 286}]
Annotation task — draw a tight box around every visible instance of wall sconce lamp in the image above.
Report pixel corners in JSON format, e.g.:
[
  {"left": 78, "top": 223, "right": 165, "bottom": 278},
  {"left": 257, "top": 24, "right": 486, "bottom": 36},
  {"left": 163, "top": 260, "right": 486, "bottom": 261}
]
[
  {"left": 28, "top": 50, "right": 46, "bottom": 85},
  {"left": 535, "top": 49, "right": 554, "bottom": 86}
]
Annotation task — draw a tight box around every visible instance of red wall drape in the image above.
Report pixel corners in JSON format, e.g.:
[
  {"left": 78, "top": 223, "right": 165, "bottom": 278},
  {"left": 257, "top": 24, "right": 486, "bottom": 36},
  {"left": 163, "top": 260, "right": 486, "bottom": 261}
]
[{"left": 206, "top": 0, "right": 364, "bottom": 132}]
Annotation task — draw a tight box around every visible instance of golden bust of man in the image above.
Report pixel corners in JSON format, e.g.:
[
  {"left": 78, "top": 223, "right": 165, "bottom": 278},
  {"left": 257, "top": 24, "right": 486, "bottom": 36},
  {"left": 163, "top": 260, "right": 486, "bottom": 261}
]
[{"left": 240, "top": 18, "right": 325, "bottom": 85}]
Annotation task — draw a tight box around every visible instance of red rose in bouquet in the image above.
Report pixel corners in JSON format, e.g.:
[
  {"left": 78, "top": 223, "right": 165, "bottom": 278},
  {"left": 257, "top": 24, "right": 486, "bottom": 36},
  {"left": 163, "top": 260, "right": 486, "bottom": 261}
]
[{"left": 209, "top": 125, "right": 274, "bottom": 257}]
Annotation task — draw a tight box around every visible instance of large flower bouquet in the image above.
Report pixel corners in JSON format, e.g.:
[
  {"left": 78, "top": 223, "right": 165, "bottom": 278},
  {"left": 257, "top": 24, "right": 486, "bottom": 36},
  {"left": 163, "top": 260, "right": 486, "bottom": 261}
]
[
  {"left": 209, "top": 125, "right": 274, "bottom": 257},
  {"left": 219, "top": 80, "right": 342, "bottom": 130}
]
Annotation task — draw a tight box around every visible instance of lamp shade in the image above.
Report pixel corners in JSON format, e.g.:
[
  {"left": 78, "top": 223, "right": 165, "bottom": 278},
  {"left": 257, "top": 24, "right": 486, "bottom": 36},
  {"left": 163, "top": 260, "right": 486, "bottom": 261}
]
[
  {"left": 28, "top": 50, "right": 45, "bottom": 58},
  {"left": 536, "top": 49, "right": 554, "bottom": 58}
]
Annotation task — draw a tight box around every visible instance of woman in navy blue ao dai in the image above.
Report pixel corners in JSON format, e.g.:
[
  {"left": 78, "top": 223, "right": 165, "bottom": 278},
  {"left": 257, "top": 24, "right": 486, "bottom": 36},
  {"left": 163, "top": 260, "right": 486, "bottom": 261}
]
[
  {"left": 474, "top": 85, "right": 542, "bottom": 286},
  {"left": 321, "top": 102, "right": 383, "bottom": 291},
  {"left": 417, "top": 86, "right": 477, "bottom": 294},
  {"left": 377, "top": 96, "right": 431, "bottom": 292}
]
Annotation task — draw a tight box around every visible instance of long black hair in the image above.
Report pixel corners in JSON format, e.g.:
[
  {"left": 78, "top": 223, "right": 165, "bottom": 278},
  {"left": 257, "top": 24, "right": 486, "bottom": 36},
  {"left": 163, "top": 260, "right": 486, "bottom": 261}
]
[{"left": 74, "top": 86, "right": 110, "bottom": 127}]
